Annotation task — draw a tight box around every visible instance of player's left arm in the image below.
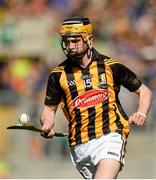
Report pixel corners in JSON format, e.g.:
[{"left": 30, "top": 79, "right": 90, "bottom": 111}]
[
  {"left": 129, "top": 84, "right": 153, "bottom": 125},
  {"left": 109, "top": 62, "right": 153, "bottom": 126}
]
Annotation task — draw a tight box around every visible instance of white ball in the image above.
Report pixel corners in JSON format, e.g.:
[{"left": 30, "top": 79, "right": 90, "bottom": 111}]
[{"left": 19, "top": 113, "right": 29, "bottom": 125}]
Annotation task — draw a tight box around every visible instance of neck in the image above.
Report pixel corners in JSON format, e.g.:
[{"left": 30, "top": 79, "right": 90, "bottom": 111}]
[{"left": 79, "top": 49, "right": 92, "bottom": 68}]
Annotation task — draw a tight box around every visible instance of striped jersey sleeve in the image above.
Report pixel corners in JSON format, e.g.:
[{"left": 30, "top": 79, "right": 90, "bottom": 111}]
[
  {"left": 44, "top": 68, "right": 62, "bottom": 106},
  {"left": 105, "top": 59, "right": 142, "bottom": 92}
]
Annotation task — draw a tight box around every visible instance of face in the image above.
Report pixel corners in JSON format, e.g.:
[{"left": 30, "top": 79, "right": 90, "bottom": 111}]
[{"left": 62, "top": 36, "right": 88, "bottom": 57}]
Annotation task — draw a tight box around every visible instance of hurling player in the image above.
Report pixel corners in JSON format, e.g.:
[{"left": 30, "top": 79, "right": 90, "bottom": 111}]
[{"left": 40, "top": 16, "right": 152, "bottom": 179}]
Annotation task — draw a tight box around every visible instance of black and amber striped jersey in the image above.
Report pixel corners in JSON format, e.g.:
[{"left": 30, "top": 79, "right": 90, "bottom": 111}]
[{"left": 45, "top": 48, "right": 142, "bottom": 146}]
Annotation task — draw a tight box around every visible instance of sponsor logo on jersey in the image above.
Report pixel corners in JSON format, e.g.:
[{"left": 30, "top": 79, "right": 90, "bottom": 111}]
[
  {"left": 46, "top": 95, "right": 52, "bottom": 100},
  {"left": 67, "top": 80, "right": 76, "bottom": 86},
  {"left": 72, "top": 89, "right": 109, "bottom": 108},
  {"left": 133, "top": 77, "right": 140, "bottom": 85}
]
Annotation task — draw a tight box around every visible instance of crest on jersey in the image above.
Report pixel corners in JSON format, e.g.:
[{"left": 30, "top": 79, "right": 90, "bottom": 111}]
[{"left": 99, "top": 73, "right": 107, "bottom": 89}]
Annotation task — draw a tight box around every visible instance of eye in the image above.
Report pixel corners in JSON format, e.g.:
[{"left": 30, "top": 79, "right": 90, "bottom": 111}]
[{"left": 71, "top": 39, "right": 80, "bottom": 43}]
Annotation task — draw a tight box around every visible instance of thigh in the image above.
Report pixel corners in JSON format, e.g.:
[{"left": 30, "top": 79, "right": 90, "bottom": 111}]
[
  {"left": 94, "top": 158, "right": 121, "bottom": 179},
  {"left": 70, "top": 144, "right": 96, "bottom": 179}
]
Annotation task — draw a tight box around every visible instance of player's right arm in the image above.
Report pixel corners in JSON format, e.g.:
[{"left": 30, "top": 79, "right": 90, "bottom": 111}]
[
  {"left": 40, "top": 68, "right": 63, "bottom": 138},
  {"left": 40, "top": 104, "right": 58, "bottom": 137}
]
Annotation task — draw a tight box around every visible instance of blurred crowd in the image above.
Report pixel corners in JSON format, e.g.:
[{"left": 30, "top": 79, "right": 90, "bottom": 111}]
[{"left": 0, "top": 0, "right": 156, "bottom": 178}]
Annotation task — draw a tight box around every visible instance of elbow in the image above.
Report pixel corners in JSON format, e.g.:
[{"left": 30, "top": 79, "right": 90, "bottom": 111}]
[
  {"left": 148, "top": 89, "right": 153, "bottom": 110},
  {"left": 137, "top": 84, "right": 153, "bottom": 102},
  {"left": 149, "top": 89, "right": 153, "bottom": 101},
  {"left": 145, "top": 84, "right": 153, "bottom": 100},
  {"left": 145, "top": 85, "right": 153, "bottom": 104}
]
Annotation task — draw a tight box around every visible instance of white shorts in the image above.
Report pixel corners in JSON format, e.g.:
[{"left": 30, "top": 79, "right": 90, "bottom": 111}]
[{"left": 70, "top": 132, "right": 127, "bottom": 179}]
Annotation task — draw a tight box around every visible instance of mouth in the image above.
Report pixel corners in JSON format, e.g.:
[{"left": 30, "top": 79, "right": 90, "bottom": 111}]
[{"left": 68, "top": 50, "right": 77, "bottom": 55}]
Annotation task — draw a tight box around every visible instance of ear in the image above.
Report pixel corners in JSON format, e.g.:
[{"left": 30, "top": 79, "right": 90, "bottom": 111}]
[{"left": 87, "top": 36, "right": 93, "bottom": 49}]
